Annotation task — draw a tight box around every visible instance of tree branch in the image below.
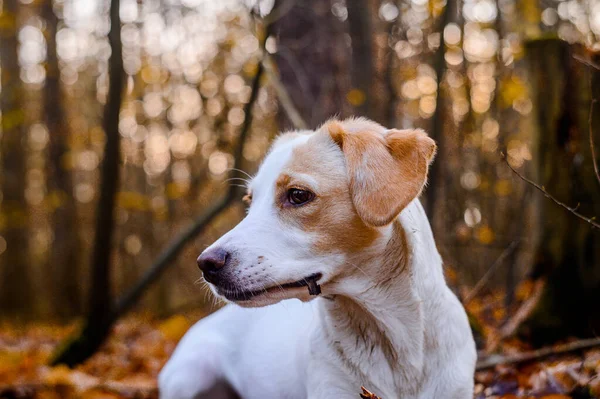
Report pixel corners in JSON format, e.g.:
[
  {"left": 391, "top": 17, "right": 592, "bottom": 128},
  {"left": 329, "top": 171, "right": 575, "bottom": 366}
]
[
  {"left": 498, "top": 279, "right": 545, "bottom": 340},
  {"left": 574, "top": 54, "right": 600, "bottom": 187},
  {"left": 112, "top": 34, "right": 268, "bottom": 320},
  {"left": 463, "top": 240, "right": 520, "bottom": 304},
  {"left": 111, "top": 196, "right": 236, "bottom": 319},
  {"left": 573, "top": 54, "right": 600, "bottom": 71},
  {"left": 589, "top": 99, "right": 600, "bottom": 187},
  {"left": 485, "top": 278, "right": 546, "bottom": 352},
  {"left": 502, "top": 153, "right": 600, "bottom": 229},
  {"left": 263, "top": 55, "right": 308, "bottom": 130},
  {"left": 383, "top": 8, "right": 400, "bottom": 127},
  {"left": 476, "top": 337, "right": 600, "bottom": 370}
]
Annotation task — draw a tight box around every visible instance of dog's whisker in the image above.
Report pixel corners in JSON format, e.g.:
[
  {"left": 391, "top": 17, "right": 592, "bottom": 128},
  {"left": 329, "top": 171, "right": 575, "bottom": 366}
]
[
  {"left": 227, "top": 167, "right": 253, "bottom": 180},
  {"left": 224, "top": 177, "right": 251, "bottom": 184},
  {"left": 265, "top": 274, "right": 286, "bottom": 296}
]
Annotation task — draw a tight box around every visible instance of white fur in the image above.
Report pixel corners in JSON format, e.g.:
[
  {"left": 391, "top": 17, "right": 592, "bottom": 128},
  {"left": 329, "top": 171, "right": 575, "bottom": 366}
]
[{"left": 159, "top": 130, "right": 476, "bottom": 399}]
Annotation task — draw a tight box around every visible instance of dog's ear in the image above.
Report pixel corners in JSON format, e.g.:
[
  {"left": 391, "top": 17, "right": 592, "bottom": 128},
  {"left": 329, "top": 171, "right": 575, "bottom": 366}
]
[{"left": 327, "top": 121, "right": 436, "bottom": 227}]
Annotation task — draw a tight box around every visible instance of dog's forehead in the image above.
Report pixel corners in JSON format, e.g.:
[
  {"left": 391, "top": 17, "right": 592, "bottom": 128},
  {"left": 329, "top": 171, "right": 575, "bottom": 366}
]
[{"left": 251, "top": 132, "right": 314, "bottom": 191}]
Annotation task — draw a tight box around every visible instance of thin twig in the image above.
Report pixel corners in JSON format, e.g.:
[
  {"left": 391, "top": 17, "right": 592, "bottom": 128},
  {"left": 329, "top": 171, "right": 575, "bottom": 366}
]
[
  {"left": 476, "top": 336, "right": 600, "bottom": 370},
  {"left": 589, "top": 99, "right": 600, "bottom": 187},
  {"left": 575, "top": 54, "right": 600, "bottom": 187},
  {"left": 502, "top": 153, "right": 600, "bottom": 229},
  {"left": 262, "top": 0, "right": 295, "bottom": 25},
  {"left": 463, "top": 240, "right": 520, "bottom": 304},
  {"left": 384, "top": 7, "right": 399, "bottom": 128},
  {"left": 486, "top": 278, "right": 546, "bottom": 352},
  {"left": 263, "top": 55, "right": 308, "bottom": 129},
  {"left": 573, "top": 54, "right": 600, "bottom": 71}
]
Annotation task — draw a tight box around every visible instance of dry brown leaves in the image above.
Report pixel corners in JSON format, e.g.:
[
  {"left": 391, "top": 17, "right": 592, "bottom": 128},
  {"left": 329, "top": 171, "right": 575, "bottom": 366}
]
[
  {"left": 1, "top": 300, "right": 599, "bottom": 399},
  {"left": 465, "top": 279, "right": 600, "bottom": 398},
  {"left": 0, "top": 314, "right": 193, "bottom": 399}
]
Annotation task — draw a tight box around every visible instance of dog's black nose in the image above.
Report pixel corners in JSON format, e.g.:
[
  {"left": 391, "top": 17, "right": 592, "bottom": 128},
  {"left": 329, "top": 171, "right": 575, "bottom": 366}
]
[{"left": 197, "top": 248, "right": 230, "bottom": 277}]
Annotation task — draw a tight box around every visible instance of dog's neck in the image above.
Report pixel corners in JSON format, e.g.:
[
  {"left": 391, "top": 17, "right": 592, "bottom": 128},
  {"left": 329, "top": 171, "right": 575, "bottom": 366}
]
[{"left": 319, "top": 200, "right": 445, "bottom": 393}]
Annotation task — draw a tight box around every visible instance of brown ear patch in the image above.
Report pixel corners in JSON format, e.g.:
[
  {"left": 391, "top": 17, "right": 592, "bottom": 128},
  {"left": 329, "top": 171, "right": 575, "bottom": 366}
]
[
  {"left": 327, "top": 121, "right": 346, "bottom": 146},
  {"left": 325, "top": 120, "right": 436, "bottom": 227}
]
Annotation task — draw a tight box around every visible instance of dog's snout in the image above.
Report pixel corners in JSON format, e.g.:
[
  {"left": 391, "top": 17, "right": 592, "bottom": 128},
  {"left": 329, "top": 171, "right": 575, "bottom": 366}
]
[{"left": 197, "top": 248, "right": 230, "bottom": 277}]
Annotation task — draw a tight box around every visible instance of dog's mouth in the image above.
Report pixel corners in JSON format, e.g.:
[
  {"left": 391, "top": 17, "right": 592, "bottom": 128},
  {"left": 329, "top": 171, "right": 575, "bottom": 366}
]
[{"left": 216, "top": 273, "right": 322, "bottom": 302}]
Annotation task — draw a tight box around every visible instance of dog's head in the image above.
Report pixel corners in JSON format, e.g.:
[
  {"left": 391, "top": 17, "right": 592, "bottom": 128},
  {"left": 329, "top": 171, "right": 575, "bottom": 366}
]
[{"left": 198, "top": 118, "right": 436, "bottom": 307}]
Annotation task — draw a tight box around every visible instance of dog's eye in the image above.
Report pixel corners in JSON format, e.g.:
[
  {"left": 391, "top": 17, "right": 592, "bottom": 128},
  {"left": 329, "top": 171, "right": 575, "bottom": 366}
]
[{"left": 287, "top": 188, "right": 314, "bottom": 206}]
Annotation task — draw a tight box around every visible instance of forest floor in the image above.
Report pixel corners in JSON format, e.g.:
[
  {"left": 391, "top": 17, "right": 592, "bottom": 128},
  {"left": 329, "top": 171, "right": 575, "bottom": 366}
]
[{"left": 1, "top": 286, "right": 599, "bottom": 399}]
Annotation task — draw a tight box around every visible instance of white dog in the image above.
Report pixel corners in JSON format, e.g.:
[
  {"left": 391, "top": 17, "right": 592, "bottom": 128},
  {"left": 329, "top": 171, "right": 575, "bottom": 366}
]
[{"left": 159, "top": 118, "right": 476, "bottom": 399}]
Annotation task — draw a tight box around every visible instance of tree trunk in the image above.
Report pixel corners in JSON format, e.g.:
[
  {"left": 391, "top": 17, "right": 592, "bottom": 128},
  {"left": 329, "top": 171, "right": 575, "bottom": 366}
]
[
  {"left": 51, "top": 0, "right": 124, "bottom": 366},
  {"left": 272, "top": 0, "right": 350, "bottom": 128},
  {"left": 43, "top": 0, "right": 82, "bottom": 320},
  {"left": 0, "top": 0, "right": 33, "bottom": 320},
  {"left": 520, "top": 39, "right": 600, "bottom": 344},
  {"left": 425, "top": 0, "right": 459, "bottom": 218},
  {"left": 346, "top": 0, "right": 373, "bottom": 119}
]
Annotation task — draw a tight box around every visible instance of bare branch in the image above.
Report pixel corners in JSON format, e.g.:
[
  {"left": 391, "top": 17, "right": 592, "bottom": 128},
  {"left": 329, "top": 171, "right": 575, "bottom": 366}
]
[
  {"left": 477, "top": 336, "right": 600, "bottom": 370},
  {"left": 574, "top": 54, "right": 600, "bottom": 187},
  {"left": 574, "top": 54, "right": 600, "bottom": 71},
  {"left": 262, "top": 0, "right": 296, "bottom": 25},
  {"left": 502, "top": 153, "right": 600, "bottom": 229},
  {"left": 485, "top": 278, "right": 546, "bottom": 352},
  {"left": 263, "top": 55, "right": 308, "bottom": 130},
  {"left": 463, "top": 240, "right": 520, "bottom": 304},
  {"left": 498, "top": 279, "right": 545, "bottom": 339},
  {"left": 589, "top": 99, "right": 600, "bottom": 187}
]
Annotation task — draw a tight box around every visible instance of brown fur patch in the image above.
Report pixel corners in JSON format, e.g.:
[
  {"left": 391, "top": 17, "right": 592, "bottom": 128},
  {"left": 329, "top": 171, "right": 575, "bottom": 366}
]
[
  {"left": 276, "top": 132, "right": 380, "bottom": 255},
  {"left": 324, "top": 220, "right": 413, "bottom": 371},
  {"left": 323, "top": 118, "right": 436, "bottom": 227},
  {"left": 269, "top": 117, "right": 435, "bottom": 255}
]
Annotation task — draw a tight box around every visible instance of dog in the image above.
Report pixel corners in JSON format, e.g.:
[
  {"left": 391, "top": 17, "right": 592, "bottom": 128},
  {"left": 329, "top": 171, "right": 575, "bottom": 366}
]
[{"left": 159, "top": 118, "right": 476, "bottom": 399}]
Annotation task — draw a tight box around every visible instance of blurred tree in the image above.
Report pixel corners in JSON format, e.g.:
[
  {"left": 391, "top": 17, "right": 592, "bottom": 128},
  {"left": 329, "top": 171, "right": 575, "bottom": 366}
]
[
  {"left": 52, "top": 0, "right": 124, "bottom": 366},
  {"left": 42, "top": 0, "right": 82, "bottom": 319},
  {"left": 272, "top": 0, "right": 350, "bottom": 127},
  {"left": 0, "top": 0, "right": 33, "bottom": 319},
  {"left": 346, "top": 0, "right": 374, "bottom": 119},
  {"left": 519, "top": 40, "right": 600, "bottom": 344},
  {"left": 425, "top": 0, "right": 461, "bottom": 219}
]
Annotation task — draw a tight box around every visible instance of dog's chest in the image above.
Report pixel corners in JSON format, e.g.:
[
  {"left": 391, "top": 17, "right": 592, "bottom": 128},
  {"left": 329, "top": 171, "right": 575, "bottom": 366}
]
[{"left": 309, "top": 327, "right": 402, "bottom": 395}]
